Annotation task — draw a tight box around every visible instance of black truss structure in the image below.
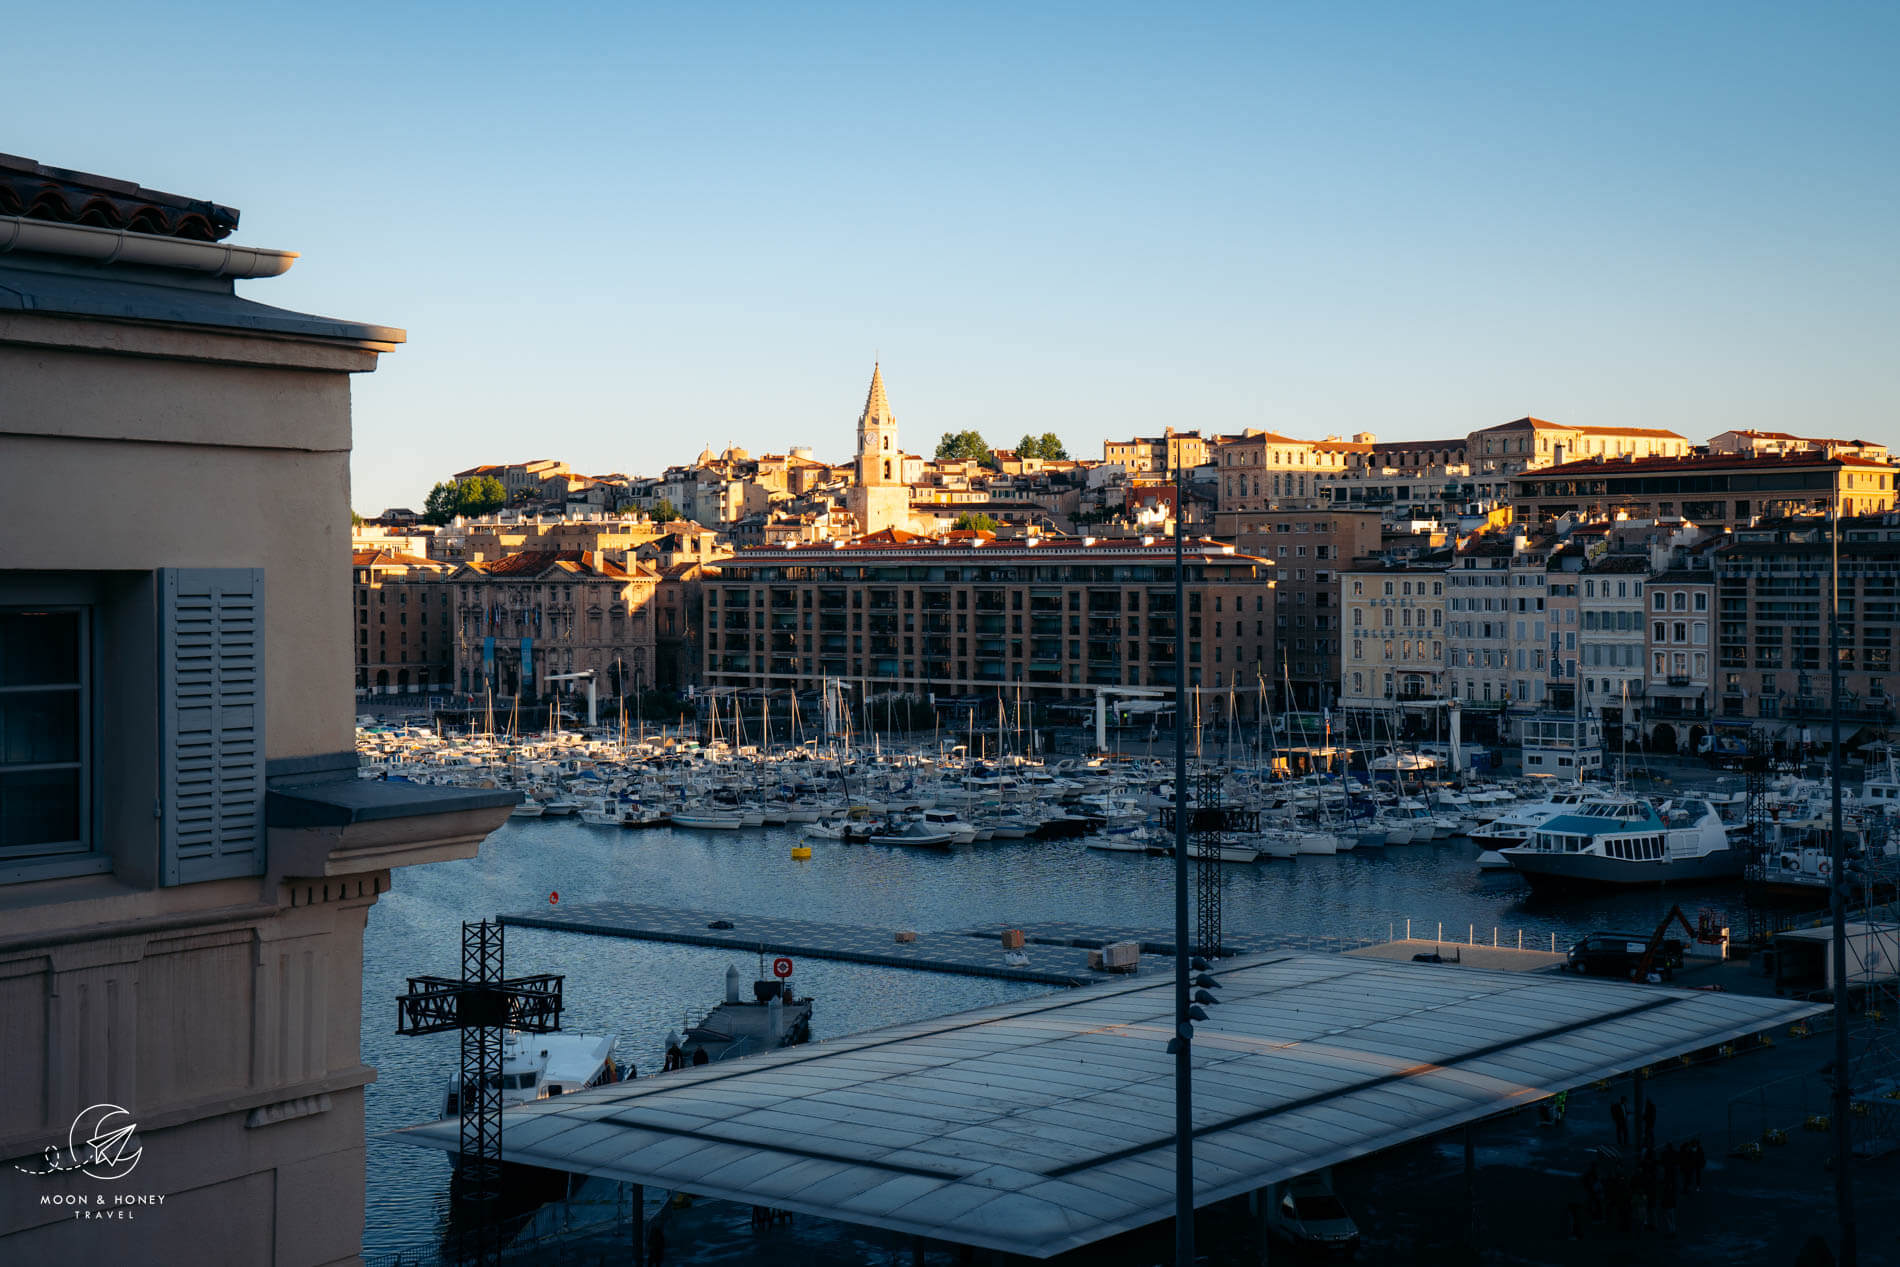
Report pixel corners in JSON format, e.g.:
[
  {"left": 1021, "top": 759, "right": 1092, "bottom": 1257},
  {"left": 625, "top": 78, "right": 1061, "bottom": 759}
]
[
  {"left": 1194, "top": 770, "right": 1227, "bottom": 960},
  {"left": 396, "top": 920, "right": 563, "bottom": 1266}
]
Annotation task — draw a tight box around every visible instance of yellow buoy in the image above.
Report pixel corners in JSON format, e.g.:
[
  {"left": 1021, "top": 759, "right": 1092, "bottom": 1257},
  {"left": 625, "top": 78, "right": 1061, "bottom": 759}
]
[{"left": 791, "top": 845, "right": 813, "bottom": 860}]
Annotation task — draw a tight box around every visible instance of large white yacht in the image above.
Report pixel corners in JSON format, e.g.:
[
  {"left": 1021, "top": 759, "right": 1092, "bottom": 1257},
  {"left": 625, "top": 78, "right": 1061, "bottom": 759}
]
[{"left": 1500, "top": 797, "right": 1740, "bottom": 890}]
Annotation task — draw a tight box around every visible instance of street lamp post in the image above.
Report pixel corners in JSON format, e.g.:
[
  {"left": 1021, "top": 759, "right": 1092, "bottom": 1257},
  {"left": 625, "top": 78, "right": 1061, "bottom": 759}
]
[{"left": 1171, "top": 461, "right": 1194, "bottom": 1266}]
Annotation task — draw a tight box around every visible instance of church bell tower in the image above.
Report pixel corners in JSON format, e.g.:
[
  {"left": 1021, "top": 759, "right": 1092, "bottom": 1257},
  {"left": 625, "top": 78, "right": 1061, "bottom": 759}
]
[{"left": 849, "top": 362, "right": 909, "bottom": 534}]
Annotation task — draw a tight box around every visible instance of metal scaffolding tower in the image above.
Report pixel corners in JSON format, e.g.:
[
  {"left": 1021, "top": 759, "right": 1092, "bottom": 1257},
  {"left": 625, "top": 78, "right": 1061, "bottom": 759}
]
[
  {"left": 1194, "top": 769, "right": 1225, "bottom": 960},
  {"left": 397, "top": 921, "right": 564, "bottom": 1265}
]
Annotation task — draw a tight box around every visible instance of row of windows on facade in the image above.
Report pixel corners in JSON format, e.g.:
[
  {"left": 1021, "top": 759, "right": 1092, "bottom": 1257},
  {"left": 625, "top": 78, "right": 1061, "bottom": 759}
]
[
  {"left": 1349, "top": 578, "right": 1446, "bottom": 598},
  {"left": 710, "top": 589, "right": 1266, "bottom": 614}
]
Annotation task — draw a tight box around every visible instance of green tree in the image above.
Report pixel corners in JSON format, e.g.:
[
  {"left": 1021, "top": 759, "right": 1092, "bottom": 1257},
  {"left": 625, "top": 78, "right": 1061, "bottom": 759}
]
[
  {"left": 1015, "top": 434, "right": 1041, "bottom": 460},
  {"left": 461, "top": 475, "right": 508, "bottom": 516},
  {"left": 935, "top": 430, "right": 992, "bottom": 464},
  {"left": 1036, "top": 432, "right": 1068, "bottom": 461},
  {"left": 952, "top": 512, "right": 1000, "bottom": 533},
  {"left": 420, "top": 475, "right": 508, "bottom": 525},
  {"left": 650, "top": 499, "right": 680, "bottom": 525},
  {"left": 421, "top": 481, "right": 459, "bottom": 526},
  {"left": 350, "top": 508, "right": 365, "bottom": 528}
]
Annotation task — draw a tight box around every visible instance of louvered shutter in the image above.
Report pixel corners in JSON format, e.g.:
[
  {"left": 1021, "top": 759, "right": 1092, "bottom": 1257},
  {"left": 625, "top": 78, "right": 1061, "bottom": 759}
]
[{"left": 160, "top": 568, "right": 266, "bottom": 885}]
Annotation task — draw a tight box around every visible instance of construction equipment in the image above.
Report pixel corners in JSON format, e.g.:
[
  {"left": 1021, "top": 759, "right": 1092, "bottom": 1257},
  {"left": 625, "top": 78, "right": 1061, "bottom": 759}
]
[{"left": 1634, "top": 904, "right": 1724, "bottom": 982}]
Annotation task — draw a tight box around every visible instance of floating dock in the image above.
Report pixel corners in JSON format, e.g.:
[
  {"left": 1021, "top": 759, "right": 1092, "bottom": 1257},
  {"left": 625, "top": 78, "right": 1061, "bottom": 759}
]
[
  {"left": 498, "top": 903, "right": 1390, "bottom": 985},
  {"left": 498, "top": 902, "right": 1130, "bottom": 986}
]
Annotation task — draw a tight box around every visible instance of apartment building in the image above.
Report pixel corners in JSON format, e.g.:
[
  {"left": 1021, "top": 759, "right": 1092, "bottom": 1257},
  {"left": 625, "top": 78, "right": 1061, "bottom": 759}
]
[
  {"left": 352, "top": 548, "right": 453, "bottom": 694},
  {"left": 702, "top": 535, "right": 1276, "bottom": 706},
  {"left": 1103, "top": 427, "right": 1208, "bottom": 474},
  {"left": 1511, "top": 452, "right": 1897, "bottom": 530},
  {"left": 1468, "top": 417, "right": 1689, "bottom": 475},
  {"left": 1223, "top": 510, "right": 1383, "bottom": 709},
  {"left": 0, "top": 157, "right": 513, "bottom": 1262},
  {"left": 1709, "top": 430, "right": 1890, "bottom": 463},
  {"left": 1545, "top": 547, "right": 1583, "bottom": 708},
  {"left": 453, "top": 458, "right": 572, "bottom": 501},
  {"left": 1445, "top": 536, "right": 1515, "bottom": 711},
  {"left": 1643, "top": 564, "right": 1717, "bottom": 750},
  {"left": 1712, "top": 516, "right": 1899, "bottom": 738},
  {"left": 1212, "top": 430, "right": 1357, "bottom": 512},
  {"left": 1339, "top": 561, "right": 1449, "bottom": 709},
  {"left": 450, "top": 550, "right": 659, "bottom": 699},
  {"left": 430, "top": 515, "right": 663, "bottom": 565},
  {"left": 1578, "top": 555, "right": 1650, "bottom": 741}
]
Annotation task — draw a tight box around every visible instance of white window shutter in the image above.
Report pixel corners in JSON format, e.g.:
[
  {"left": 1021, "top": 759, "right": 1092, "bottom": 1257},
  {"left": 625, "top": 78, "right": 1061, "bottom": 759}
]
[{"left": 161, "top": 568, "right": 266, "bottom": 885}]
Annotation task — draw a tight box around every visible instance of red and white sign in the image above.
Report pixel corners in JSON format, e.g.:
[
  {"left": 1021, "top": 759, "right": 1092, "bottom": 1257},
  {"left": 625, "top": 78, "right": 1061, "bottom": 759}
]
[{"left": 771, "top": 957, "right": 794, "bottom": 979}]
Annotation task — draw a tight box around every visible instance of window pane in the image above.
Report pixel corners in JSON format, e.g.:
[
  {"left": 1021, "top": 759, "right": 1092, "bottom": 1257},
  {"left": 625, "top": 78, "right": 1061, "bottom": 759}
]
[
  {"left": 0, "top": 768, "right": 81, "bottom": 848},
  {"left": 1, "top": 690, "right": 80, "bottom": 765},
  {"left": 0, "top": 612, "right": 81, "bottom": 686}
]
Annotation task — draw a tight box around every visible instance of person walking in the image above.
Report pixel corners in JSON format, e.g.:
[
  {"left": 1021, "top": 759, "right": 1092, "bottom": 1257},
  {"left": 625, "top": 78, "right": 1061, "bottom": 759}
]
[
  {"left": 1639, "top": 1149, "right": 1658, "bottom": 1232},
  {"left": 1643, "top": 1097, "right": 1658, "bottom": 1149},
  {"left": 1675, "top": 1138, "right": 1696, "bottom": 1194},
  {"left": 1687, "top": 1136, "right": 1707, "bottom": 1191},
  {"left": 1658, "top": 1164, "right": 1679, "bottom": 1237},
  {"left": 1611, "top": 1095, "right": 1630, "bottom": 1146}
]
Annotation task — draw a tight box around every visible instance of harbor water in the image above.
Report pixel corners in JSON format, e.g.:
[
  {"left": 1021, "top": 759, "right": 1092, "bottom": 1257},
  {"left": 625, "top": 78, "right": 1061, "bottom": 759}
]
[{"left": 360, "top": 813, "right": 1753, "bottom": 1259}]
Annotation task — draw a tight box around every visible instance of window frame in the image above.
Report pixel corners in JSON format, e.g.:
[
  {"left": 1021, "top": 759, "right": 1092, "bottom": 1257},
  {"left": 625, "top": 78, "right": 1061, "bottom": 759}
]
[{"left": 0, "top": 603, "right": 94, "bottom": 870}]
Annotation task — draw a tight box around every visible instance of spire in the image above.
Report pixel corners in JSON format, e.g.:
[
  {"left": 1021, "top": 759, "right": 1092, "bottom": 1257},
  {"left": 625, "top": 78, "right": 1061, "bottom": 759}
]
[{"left": 859, "top": 362, "right": 894, "bottom": 429}]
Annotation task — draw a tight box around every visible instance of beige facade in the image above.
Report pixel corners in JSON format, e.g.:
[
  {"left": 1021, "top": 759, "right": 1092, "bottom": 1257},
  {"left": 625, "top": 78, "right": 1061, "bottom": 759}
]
[
  {"left": 1577, "top": 556, "right": 1650, "bottom": 738},
  {"left": 1468, "top": 417, "right": 1688, "bottom": 475},
  {"left": 1644, "top": 567, "right": 1716, "bottom": 748},
  {"left": 704, "top": 538, "right": 1276, "bottom": 705},
  {"left": 0, "top": 165, "right": 512, "bottom": 1264},
  {"left": 1339, "top": 563, "right": 1449, "bottom": 708},
  {"left": 1103, "top": 427, "right": 1208, "bottom": 475},
  {"left": 450, "top": 550, "right": 659, "bottom": 699},
  {"left": 430, "top": 515, "right": 662, "bottom": 565}
]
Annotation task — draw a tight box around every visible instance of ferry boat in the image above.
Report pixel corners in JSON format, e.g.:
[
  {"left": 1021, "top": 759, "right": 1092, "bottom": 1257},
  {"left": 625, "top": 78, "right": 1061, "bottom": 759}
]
[
  {"left": 441, "top": 1031, "right": 622, "bottom": 1118},
  {"left": 1500, "top": 797, "right": 1741, "bottom": 890}
]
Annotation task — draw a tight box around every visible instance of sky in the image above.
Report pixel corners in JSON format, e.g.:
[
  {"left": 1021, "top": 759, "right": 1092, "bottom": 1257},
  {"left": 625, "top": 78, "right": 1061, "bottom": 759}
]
[{"left": 12, "top": 2, "right": 1897, "bottom": 512}]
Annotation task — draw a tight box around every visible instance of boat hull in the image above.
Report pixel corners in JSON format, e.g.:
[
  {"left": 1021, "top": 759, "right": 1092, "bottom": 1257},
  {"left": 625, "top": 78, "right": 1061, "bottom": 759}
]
[{"left": 1503, "top": 848, "right": 1744, "bottom": 891}]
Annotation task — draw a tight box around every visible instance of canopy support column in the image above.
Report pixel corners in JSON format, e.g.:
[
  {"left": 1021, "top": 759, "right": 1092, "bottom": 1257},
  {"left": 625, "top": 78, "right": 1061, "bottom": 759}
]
[
  {"left": 631, "top": 1183, "right": 645, "bottom": 1267},
  {"left": 1464, "top": 1123, "right": 1477, "bottom": 1247}
]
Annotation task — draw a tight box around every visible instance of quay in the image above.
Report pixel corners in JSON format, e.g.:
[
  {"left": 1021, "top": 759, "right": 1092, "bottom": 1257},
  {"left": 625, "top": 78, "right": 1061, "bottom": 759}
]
[{"left": 498, "top": 901, "right": 1142, "bottom": 986}]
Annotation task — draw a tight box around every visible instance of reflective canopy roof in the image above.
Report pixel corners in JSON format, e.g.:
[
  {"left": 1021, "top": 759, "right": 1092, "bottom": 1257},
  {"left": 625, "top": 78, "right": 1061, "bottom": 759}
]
[{"left": 390, "top": 953, "right": 1820, "bottom": 1258}]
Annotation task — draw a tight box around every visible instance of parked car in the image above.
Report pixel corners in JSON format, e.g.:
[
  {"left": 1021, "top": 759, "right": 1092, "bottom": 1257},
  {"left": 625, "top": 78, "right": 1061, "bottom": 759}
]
[
  {"left": 1564, "top": 931, "right": 1681, "bottom": 980},
  {"left": 1266, "top": 1171, "right": 1360, "bottom": 1257}
]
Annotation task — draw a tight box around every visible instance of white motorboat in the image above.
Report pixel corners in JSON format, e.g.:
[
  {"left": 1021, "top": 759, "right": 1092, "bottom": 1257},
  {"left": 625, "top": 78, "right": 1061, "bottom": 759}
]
[
  {"left": 867, "top": 821, "right": 955, "bottom": 848},
  {"left": 442, "top": 1031, "right": 621, "bottom": 1118},
  {"left": 670, "top": 810, "right": 745, "bottom": 830},
  {"left": 509, "top": 798, "right": 546, "bottom": 818}
]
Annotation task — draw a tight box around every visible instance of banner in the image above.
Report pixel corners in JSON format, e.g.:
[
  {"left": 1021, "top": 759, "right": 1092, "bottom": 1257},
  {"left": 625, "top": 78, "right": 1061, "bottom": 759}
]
[
  {"left": 521, "top": 638, "right": 534, "bottom": 694},
  {"left": 482, "top": 636, "right": 495, "bottom": 683}
]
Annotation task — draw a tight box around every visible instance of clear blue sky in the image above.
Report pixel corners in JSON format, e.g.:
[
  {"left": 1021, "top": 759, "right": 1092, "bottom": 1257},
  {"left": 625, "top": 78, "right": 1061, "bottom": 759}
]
[{"left": 13, "top": 2, "right": 1897, "bottom": 512}]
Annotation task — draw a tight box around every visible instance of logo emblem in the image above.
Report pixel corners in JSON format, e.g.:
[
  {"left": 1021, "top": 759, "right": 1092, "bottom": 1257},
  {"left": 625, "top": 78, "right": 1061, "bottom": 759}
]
[{"left": 14, "top": 1103, "right": 142, "bottom": 1181}]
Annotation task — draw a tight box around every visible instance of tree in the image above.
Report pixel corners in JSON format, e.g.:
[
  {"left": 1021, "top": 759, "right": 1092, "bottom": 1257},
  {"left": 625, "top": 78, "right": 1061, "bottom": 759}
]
[
  {"left": 935, "top": 430, "right": 992, "bottom": 464},
  {"left": 952, "top": 512, "right": 999, "bottom": 533},
  {"left": 350, "top": 509, "right": 365, "bottom": 528},
  {"left": 1016, "top": 434, "right": 1040, "bottom": 460},
  {"left": 1036, "top": 432, "right": 1068, "bottom": 461},
  {"left": 650, "top": 499, "right": 680, "bottom": 525},
  {"left": 420, "top": 475, "right": 507, "bottom": 525},
  {"left": 421, "top": 481, "right": 459, "bottom": 526}
]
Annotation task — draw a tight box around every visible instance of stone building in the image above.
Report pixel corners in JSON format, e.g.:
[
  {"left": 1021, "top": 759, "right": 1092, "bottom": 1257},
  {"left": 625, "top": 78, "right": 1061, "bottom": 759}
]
[
  {"left": 0, "top": 156, "right": 512, "bottom": 1264},
  {"left": 1577, "top": 554, "right": 1650, "bottom": 742},
  {"left": 1468, "top": 417, "right": 1689, "bottom": 475},
  {"left": 352, "top": 547, "right": 453, "bottom": 694},
  {"left": 702, "top": 535, "right": 1276, "bottom": 707},
  {"left": 1643, "top": 562, "right": 1717, "bottom": 751},
  {"left": 1103, "top": 427, "right": 1209, "bottom": 475},
  {"left": 1511, "top": 451, "right": 1896, "bottom": 530},
  {"left": 1338, "top": 561, "right": 1449, "bottom": 710},
  {"left": 1223, "top": 510, "right": 1383, "bottom": 710},
  {"left": 449, "top": 550, "right": 658, "bottom": 701}
]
